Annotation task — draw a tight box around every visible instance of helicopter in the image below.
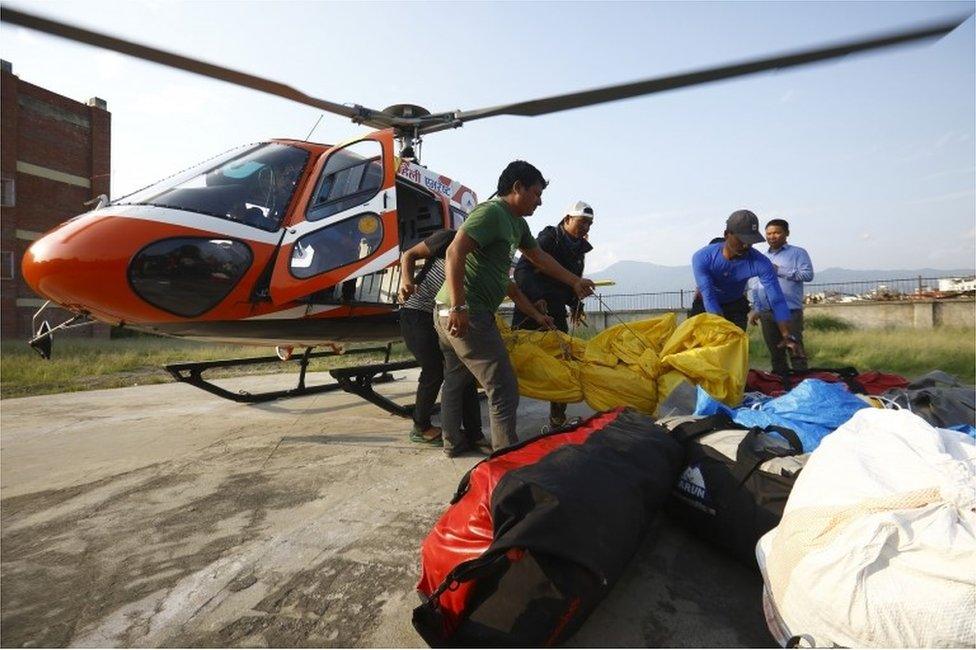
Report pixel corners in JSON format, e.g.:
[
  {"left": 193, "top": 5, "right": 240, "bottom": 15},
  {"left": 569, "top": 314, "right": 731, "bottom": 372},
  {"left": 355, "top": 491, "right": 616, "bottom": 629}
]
[{"left": 1, "top": 6, "right": 969, "bottom": 409}]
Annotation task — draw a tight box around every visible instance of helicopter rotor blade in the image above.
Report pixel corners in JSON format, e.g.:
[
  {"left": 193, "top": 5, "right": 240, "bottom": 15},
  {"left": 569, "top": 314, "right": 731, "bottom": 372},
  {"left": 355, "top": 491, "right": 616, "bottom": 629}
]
[
  {"left": 0, "top": 6, "right": 400, "bottom": 130},
  {"left": 421, "top": 15, "right": 969, "bottom": 133}
]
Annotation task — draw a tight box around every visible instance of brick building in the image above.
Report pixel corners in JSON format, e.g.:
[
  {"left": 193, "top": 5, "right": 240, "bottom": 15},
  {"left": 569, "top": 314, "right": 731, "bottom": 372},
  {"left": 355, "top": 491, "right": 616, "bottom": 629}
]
[{"left": 1, "top": 60, "right": 111, "bottom": 341}]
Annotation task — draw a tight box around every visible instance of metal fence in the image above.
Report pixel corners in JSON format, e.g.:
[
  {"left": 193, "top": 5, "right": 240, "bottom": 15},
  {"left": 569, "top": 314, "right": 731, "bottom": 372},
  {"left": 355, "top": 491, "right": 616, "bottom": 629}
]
[{"left": 585, "top": 276, "right": 975, "bottom": 313}]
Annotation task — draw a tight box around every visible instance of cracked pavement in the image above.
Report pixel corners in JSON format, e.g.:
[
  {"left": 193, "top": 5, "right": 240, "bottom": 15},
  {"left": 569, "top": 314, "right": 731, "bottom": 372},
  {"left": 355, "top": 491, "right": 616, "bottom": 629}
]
[{"left": 1, "top": 370, "right": 773, "bottom": 647}]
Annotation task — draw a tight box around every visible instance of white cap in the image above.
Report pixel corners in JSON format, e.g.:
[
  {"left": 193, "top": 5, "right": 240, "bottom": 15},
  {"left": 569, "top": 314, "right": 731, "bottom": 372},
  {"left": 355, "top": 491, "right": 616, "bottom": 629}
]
[{"left": 565, "top": 200, "right": 594, "bottom": 220}]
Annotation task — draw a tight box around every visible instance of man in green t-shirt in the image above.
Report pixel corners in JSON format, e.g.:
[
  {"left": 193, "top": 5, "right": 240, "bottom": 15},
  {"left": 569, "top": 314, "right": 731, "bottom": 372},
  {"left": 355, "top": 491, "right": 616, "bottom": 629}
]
[{"left": 434, "top": 160, "right": 596, "bottom": 457}]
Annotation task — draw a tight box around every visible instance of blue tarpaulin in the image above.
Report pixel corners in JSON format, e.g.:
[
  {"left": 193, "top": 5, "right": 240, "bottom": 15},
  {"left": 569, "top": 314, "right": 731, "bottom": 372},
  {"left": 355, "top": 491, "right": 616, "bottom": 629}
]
[
  {"left": 947, "top": 423, "right": 976, "bottom": 439},
  {"left": 694, "top": 379, "right": 869, "bottom": 452}
]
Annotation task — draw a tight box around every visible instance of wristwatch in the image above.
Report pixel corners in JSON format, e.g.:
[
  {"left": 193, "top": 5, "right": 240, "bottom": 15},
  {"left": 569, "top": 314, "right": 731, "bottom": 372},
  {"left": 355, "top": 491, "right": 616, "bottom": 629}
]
[{"left": 449, "top": 304, "right": 468, "bottom": 313}]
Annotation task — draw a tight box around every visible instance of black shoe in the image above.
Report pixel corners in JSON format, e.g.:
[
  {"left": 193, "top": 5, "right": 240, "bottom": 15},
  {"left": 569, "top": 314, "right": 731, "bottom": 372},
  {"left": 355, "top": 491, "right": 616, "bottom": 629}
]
[
  {"left": 444, "top": 439, "right": 472, "bottom": 458},
  {"left": 466, "top": 434, "right": 493, "bottom": 453}
]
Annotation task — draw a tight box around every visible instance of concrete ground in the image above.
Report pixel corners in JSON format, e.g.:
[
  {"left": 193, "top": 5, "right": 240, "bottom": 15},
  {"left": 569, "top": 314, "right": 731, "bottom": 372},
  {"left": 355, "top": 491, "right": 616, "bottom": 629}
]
[{"left": 0, "top": 370, "right": 774, "bottom": 648}]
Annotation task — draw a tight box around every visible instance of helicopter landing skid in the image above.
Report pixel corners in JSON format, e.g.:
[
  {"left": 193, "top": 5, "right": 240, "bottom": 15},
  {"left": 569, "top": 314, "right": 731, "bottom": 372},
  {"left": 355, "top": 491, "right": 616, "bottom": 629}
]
[{"left": 163, "top": 344, "right": 421, "bottom": 417}]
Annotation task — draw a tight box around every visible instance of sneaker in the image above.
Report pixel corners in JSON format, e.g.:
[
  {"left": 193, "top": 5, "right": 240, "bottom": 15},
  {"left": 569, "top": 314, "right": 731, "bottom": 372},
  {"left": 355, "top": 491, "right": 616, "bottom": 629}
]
[
  {"left": 444, "top": 439, "right": 472, "bottom": 458},
  {"left": 541, "top": 416, "right": 581, "bottom": 435},
  {"left": 410, "top": 425, "right": 443, "bottom": 446}
]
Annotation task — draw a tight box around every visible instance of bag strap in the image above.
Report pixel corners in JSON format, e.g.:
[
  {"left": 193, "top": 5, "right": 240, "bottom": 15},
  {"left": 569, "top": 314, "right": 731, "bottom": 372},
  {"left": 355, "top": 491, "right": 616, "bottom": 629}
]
[
  {"left": 670, "top": 412, "right": 742, "bottom": 445},
  {"left": 422, "top": 548, "right": 510, "bottom": 609},
  {"left": 762, "top": 425, "right": 804, "bottom": 455},
  {"left": 732, "top": 425, "right": 803, "bottom": 485}
]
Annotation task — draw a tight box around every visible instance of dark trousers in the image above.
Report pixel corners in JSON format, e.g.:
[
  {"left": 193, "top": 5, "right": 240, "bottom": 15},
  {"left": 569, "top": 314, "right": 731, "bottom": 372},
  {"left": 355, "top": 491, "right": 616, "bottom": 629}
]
[
  {"left": 688, "top": 294, "right": 750, "bottom": 331},
  {"left": 511, "top": 305, "right": 569, "bottom": 333},
  {"left": 760, "top": 309, "right": 808, "bottom": 375},
  {"left": 511, "top": 303, "right": 570, "bottom": 423},
  {"left": 400, "top": 308, "right": 480, "bottom": 433}
]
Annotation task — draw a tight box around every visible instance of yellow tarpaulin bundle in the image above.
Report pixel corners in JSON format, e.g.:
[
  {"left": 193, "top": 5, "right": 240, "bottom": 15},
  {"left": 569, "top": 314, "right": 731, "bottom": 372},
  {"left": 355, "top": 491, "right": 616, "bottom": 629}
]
[{"left": 499, "top": 313, "right": 748, "bottom": 415}]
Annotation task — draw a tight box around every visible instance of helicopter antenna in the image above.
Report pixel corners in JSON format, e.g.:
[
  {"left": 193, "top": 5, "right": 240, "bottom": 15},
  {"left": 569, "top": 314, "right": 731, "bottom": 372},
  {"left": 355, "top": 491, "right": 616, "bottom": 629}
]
[
  {"left": 303, "top": 113, "right": 325, "bottom": 141},
  {"left": 415, "top": 127, "right": 423, "bottom": 165}
]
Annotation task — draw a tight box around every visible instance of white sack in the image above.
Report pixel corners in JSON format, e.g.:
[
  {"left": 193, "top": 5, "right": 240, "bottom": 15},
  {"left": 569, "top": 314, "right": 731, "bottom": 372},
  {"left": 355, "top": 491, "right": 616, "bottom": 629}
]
[{"left": 757, "top": 409, "right": 976, "bottom": 648}]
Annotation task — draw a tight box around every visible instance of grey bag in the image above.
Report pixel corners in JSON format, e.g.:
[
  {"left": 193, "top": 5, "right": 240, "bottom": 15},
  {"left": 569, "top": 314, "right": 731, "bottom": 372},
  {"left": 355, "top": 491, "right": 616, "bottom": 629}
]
[{"left": 883, "top": 370, "right": 975, "bottom": 429}]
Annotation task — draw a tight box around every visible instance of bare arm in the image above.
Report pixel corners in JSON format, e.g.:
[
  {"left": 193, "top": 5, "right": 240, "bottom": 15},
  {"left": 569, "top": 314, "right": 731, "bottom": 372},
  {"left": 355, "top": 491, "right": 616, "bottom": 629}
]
[
  {"left": 507, "top": 282, "right": 555, "bottom": 330},
  {"left": 398, "top": 240, "right": 431, "bottom": 302},
  {"left": 520, "top": 247, "right": 595, "bottom": 298}
]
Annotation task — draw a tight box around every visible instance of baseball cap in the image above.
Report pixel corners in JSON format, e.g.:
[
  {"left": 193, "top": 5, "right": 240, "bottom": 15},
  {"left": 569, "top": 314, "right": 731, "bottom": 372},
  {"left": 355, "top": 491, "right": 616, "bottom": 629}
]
[
  {"left": 566, "top": 200, "right": 594, "bottom": 220},
  {"left": 725, "top": 209, "right": 764, "bottom": 245}
]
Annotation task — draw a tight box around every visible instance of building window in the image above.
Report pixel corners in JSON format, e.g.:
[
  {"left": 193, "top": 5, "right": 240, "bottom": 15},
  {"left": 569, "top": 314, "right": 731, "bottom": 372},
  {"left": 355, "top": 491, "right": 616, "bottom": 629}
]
[
  {"left": 1, "top": 251, "right": 13, "bottom": 280},
  {"left": 1, "top": 178, "right": 14, "bottom": 207}
]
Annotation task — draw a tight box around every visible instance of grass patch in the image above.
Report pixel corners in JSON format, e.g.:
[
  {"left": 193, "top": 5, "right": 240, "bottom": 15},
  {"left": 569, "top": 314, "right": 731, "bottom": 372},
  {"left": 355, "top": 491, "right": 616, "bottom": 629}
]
[
  {"left": 2, "top": 325, "right": 972, "bottom": 399},
  {"left": 0, "top": 336, "right": 409, "bottom": 399},
  {"left": 748, "top": 326, "right": 974, "bottom": 384},
  {"left": 804, "top": 314, "right": 854, "bottom": 332}
]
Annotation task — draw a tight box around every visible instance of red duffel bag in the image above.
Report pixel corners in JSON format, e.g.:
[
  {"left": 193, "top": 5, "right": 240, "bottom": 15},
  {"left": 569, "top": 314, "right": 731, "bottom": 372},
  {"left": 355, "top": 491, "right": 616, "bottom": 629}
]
[
  {"left": 747, "top": 367, "right": 908, "bottom": 397},
  {"left": 413, "top": 408, "right": 683, "bottom": 647}
]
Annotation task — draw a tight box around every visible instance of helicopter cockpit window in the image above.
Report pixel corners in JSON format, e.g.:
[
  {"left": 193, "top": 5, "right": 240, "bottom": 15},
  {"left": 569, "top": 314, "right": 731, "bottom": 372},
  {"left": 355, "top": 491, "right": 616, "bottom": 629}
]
[
  {"left": 128, "top": 237, "right": 253, "bottom": 317},
  {"left": 307, "top": 140, "right": 383, "bottom": 222},
  {"left": 290, "top": 213, "right": 383, "bottom": 279},
  {"left": 113, "top": 143, "right": 309, "bottom": 232}
]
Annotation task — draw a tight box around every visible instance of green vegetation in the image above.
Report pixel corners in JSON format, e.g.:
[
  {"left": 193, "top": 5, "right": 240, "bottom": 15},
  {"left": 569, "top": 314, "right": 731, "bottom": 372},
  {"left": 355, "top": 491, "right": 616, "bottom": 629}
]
[
  {"left": 803, "top": 313, "right": 855, "bottom": 332},
  {"left": 0, "top": 337, "right": 409, "bottom": 399},
  {"left": 748, "top": 326, "right": 975, "bottom": 384},
  {"left": 1, "top": 324, "right": 972, "bottom": 399}
]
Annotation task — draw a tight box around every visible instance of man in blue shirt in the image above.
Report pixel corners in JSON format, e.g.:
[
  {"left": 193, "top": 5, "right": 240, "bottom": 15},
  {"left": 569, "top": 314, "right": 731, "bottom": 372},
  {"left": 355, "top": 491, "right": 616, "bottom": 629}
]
[
  {"left": 748, "top": 218, "right": 814, "bottom": 375},
  {"left": 689, "top": 210, "right": 803, "bottom": 359}
]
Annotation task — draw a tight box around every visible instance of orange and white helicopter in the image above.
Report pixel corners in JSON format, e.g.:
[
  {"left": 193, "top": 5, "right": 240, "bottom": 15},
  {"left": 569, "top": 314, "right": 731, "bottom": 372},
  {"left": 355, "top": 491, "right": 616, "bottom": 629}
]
[{"left": 1, "top": 7, "right": 968, "bottom": 410}]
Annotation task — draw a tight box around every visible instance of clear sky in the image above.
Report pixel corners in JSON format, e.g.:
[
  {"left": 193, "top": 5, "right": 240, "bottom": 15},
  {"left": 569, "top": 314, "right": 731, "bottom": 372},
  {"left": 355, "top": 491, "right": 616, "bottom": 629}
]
[{"left": 2, "top": 0, "right": 974, "bottom": 272}]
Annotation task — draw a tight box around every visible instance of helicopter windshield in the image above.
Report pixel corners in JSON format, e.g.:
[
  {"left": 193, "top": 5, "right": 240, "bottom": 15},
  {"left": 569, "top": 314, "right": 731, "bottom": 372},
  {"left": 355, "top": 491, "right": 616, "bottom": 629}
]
[{"left": 113, "top": 143, "right": 309, "bottom": 231}]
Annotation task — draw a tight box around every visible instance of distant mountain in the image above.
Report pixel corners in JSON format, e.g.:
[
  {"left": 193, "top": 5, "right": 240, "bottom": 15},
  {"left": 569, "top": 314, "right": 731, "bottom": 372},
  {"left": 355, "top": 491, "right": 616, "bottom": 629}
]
[
  {"left": 589, "top": 261, "right": 695, "bottom": 294},
  {"left": 589, "top": 260, "right": 975, "bottom": 295}
]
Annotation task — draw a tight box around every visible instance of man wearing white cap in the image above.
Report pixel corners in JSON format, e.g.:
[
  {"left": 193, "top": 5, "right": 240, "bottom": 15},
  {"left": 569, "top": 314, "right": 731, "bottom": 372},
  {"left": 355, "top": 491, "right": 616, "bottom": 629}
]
[{"left": 513, "top": 200, "right": 595, "bottom": 429}]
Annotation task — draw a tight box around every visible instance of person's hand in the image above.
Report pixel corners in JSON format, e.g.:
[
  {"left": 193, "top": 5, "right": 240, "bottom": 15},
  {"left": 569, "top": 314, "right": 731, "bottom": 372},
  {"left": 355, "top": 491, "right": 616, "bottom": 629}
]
[
  {"left": 748, "top": 310, "right": 760, "bottom": 326},
  {"left": 777, "top": 336, "right": 806, "bottom": 359},
  {"left": 570, "top": 309, "right": 587, "bottom": 328},
  {"left": 534, "top": 312, "right": 557, "bottom": 330},
  {"left": 574, "top": 277, "right": 596, "bottom": 299},
  {"left": 533, "top": 298, "right": 548, "bottom": 314},
  {"left": 448, "top": 310, "right": 469, "bottom": 338},
  {"left": 398, "top": 280, "right": 416, "bottom": 303}
]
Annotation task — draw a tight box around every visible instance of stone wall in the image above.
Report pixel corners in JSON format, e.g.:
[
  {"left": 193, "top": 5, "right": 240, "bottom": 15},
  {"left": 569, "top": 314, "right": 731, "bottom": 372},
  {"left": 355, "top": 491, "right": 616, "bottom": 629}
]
[{"left": 581, "top": 298, "right": 975, "bottom": 331}]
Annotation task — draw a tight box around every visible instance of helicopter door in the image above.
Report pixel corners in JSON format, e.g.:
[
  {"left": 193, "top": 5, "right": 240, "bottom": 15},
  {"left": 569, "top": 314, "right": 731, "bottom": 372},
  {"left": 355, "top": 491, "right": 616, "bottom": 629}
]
[{"left": 268, "top": 130, "right": 397, "bottom": 305}]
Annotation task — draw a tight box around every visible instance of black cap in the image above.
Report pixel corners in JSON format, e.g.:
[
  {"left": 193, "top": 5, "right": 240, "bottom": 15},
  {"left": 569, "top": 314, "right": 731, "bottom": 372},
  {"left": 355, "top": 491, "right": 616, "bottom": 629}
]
[{"left": 725, "top": 209, "right": 764, "bottom": 245}]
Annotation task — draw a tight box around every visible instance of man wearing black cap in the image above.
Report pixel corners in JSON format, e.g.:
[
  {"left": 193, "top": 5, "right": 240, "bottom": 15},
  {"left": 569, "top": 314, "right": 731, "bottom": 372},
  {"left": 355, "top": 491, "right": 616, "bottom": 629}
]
[{"left": 689, "top": 210, "right": 803, "bottom": 357}]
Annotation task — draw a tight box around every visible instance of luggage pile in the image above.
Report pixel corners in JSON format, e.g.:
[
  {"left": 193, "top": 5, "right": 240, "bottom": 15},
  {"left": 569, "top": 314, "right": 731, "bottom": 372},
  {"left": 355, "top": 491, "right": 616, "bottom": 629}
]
[
  {"left": 671, "top": 370, "right": 976, "bottom": 647},
  {"left": 415, "top": 366, "right": 975, "bottom": 647}
]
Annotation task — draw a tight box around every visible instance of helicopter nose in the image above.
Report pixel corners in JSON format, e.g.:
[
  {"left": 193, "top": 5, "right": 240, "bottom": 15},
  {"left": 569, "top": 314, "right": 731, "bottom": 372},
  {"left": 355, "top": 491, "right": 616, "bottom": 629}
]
[
  {"left": 22, "top": 213, "right": 135, "bottom": 322},
  {"left": 23, "top": 208, "right": 262, "bottom": 325}
]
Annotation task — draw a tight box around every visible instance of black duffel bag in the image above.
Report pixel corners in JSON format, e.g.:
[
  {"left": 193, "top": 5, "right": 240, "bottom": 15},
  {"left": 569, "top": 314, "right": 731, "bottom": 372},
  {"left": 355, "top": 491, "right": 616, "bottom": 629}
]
[{"left": 665, "top": 413, "right": 806, "bottom": 568}]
